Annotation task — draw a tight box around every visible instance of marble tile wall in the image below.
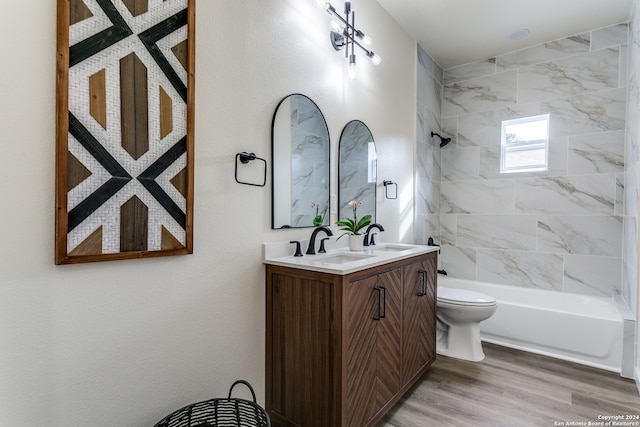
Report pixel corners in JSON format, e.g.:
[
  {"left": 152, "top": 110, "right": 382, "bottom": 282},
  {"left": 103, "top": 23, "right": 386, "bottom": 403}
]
[
  {"left": 434, "top": 23, "right": 630, "bottom": 299},
  {"left": 415, "top": 45, "right": 443, "bottom": 247},
  {"left": 625, "top": 3, "right": 640, "bottom": 317}
]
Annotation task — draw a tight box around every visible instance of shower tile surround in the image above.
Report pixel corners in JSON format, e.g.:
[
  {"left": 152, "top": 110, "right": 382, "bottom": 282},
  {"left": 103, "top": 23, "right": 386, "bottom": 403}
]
[
  {"left": 415, "top": 46, "right": 443, "bottom": 253},
  {"left": 625, "top": 4, "right": 640, "bottom": 317},
  {"left": 416, "top": 23, "right": 632, "bottom": 302}
]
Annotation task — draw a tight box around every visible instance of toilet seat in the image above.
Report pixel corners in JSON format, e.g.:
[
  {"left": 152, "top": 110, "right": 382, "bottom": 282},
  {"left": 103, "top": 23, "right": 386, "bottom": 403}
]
[{"left": 438, "top": 287, "right": 496, "bottom": 307}]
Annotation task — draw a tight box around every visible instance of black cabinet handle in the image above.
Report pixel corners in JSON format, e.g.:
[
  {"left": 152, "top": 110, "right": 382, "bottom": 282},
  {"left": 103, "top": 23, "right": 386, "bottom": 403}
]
[
  {"left": 418, "top": 269, "right": 428, "bottom": 296},
  {"left": 373, "top": 287, "right": 381, "bottom": 320},
  {"left": 373, "top": 286, "right": 387, "bottom": 320}
]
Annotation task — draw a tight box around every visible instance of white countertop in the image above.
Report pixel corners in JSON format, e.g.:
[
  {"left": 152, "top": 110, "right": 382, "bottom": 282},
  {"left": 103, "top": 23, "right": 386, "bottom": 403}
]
[{"left": 263, "top": 241, "right": 438, "bottom": 275}]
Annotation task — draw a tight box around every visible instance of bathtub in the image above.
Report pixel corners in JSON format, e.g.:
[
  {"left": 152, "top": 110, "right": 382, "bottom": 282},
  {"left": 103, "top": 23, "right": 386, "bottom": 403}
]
[{"left": 438, "top": 277, "right": 623, "bottom": 373}]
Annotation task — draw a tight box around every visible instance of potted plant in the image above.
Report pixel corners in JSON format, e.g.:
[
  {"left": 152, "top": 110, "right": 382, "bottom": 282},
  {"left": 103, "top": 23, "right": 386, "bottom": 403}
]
[{"left": 336, "top": 200, "right": 372, "bottom": 251}]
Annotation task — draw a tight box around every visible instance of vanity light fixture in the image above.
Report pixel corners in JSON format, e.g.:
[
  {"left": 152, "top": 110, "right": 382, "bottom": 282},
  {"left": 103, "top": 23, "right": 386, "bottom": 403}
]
[{"left": 314, "top": 0, "right": 381, "bottom": 71}]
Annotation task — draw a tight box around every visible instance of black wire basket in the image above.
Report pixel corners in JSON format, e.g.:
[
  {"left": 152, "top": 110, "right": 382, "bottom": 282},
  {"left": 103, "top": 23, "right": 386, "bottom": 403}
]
[{"left": 153, "top": 380, "right": 270, "bottom": 427}]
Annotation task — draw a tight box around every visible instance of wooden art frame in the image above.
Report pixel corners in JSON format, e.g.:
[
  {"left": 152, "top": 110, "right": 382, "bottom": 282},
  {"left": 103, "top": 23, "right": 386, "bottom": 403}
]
[{"left": 55, "top": 0, "right": 195, "bottom": 264}]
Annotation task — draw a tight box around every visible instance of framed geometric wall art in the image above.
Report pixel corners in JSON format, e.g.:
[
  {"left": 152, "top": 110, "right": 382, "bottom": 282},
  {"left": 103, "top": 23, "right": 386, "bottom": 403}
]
[{"left": 55, "top": 0, "right": 195, "bottom": 264}]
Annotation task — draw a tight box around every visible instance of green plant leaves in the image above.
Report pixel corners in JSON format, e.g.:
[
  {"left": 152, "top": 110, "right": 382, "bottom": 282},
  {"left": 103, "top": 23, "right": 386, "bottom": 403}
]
[{"left": 335, "top": 214, "right": 371, "bottom": 235}]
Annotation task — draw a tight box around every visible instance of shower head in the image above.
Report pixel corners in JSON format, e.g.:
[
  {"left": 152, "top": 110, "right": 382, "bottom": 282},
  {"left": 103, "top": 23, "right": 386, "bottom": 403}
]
[{"left": 431, "top": 131, "right": 452, "bottom": 148}]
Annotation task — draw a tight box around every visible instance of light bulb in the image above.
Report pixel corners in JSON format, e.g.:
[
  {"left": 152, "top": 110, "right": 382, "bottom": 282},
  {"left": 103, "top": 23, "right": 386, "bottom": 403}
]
[
  {"left": 348, "top": 62, "right": 356, "bottom": 80},
  {"left": 355, "top": 30, "right": 372, "bottom": 46},
  {"left": 367, "top": 51, "right": 381, "bottom": 65}
]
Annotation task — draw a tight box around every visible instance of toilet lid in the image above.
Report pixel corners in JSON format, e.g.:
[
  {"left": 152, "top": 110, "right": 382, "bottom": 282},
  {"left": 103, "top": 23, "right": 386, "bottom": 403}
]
[{"left": 437, "top": 287, "right": 496, "bottom": 306}]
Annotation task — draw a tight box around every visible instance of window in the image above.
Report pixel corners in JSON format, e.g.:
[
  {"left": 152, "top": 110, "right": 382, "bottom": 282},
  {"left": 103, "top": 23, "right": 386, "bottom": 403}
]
[{"left": 501, "top": 114, "right": 549, "bottom": 173}]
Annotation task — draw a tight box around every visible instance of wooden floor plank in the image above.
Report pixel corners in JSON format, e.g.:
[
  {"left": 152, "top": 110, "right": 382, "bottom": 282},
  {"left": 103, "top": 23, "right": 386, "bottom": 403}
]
[{"left": 378, "top": 343, "right": 640, "bottom": 427}]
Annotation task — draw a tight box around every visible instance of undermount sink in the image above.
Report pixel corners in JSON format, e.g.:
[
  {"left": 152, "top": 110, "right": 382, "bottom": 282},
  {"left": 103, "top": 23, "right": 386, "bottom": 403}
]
[{"left": 316, "top": 253, "right": 375, "bottom": 264}]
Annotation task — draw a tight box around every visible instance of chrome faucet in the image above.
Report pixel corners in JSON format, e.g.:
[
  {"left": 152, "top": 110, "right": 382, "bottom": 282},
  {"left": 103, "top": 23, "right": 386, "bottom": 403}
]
[
  {"left": 306, "top": 226, "right": 333, "bottom": 255},
  {"left": 364, "top": 223, "right": 385, "bottom": 246}
]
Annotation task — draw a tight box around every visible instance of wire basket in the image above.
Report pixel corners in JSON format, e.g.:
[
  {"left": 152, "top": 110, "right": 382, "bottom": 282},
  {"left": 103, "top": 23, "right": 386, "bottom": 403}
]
[{"left": 154, "top": 380, "right": 270, "bottom": 427}]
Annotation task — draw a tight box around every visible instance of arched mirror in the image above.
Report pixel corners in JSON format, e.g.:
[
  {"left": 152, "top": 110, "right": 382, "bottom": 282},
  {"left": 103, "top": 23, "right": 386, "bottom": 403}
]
[
  {"left": 272, "top": 94, "right": 330, "bottom": 229},
  {"left": 338, "top": 120, "right": 376, "bottom": 222}
]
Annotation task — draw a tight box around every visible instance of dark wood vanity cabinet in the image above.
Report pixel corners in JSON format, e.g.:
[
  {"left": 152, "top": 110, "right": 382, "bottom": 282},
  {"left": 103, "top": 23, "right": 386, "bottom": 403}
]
[{"left": 265, "top": 251, "right": 437, "bottom": 427}]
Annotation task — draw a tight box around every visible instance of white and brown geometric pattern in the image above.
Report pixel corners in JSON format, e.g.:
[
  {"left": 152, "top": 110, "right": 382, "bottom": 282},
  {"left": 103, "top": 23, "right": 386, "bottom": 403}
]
[{"left": 55, "top": 0, "right": 194, "bottom": 264}]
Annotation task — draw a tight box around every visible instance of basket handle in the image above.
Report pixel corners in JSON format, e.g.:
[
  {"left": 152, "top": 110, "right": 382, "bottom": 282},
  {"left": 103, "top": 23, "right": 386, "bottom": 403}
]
[{"left": 228, "top": 379, "right": 258, "bottom": 403}]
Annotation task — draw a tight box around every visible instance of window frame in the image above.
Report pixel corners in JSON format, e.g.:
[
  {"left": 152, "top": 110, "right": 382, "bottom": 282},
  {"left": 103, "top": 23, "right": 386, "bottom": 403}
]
[{"left": 500, "top": 114, "right": 550, "bottom": 174}]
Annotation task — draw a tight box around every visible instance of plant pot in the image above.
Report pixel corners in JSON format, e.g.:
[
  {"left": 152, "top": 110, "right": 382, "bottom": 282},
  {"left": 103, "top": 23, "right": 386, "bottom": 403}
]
[{"left": 348, "top": 234, "right": 364, "bottom": 251}]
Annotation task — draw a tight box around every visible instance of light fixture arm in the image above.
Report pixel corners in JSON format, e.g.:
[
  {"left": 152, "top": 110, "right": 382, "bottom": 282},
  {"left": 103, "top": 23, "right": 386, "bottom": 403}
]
[{"left": 320, "top": 1, "right": 381, "bottom": 66}]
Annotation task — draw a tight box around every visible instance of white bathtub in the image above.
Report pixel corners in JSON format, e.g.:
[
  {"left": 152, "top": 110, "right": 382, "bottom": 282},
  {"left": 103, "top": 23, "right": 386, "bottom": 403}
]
[{"left": 438, "top": 277, "right": 624, "bottom": 373}]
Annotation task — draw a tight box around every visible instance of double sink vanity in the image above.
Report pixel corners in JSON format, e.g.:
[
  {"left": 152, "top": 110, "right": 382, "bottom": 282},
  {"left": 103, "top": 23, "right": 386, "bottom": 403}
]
[
  {"left": 264, "top": 240, "right": 439, "bottom": 426},
  {"left": 267, "top": 92, "right": 437, "bottom": 425}
]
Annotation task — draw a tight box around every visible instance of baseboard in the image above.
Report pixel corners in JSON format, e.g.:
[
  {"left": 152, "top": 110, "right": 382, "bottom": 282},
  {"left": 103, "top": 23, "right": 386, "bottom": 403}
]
[{"left": 635, "top": 367, "right": 640, "bottom": 395}]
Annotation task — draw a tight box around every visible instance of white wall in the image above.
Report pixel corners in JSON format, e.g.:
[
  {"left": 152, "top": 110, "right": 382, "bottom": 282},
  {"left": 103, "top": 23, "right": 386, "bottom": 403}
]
[{"left": 0, "top": 1, "right": 416, "bottom": 426}]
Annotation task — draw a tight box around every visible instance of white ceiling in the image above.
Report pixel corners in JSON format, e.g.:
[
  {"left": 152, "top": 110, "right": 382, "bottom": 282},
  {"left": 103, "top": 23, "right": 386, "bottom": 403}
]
[{"left": 376, "top": 0, "right": 634, "bottom": 70}]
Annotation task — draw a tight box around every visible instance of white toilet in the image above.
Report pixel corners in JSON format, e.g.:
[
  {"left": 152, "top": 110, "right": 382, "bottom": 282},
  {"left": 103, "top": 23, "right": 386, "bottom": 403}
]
[{"left": 436, "top": 287, "right": 497, "bottom": 362}]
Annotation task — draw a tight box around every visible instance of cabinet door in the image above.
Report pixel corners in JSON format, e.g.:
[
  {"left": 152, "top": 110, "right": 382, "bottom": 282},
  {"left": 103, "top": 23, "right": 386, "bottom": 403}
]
[
  {"left": 344, "top": 275, "right": 378, "bottom": 426},
  {"left": 345, "top": 268, "right": 403, "bottom": 427},
  {"left": 375, "top": 268, "right": 403, "bottom": 413},
  {"left": 268, "top": 272, "right": 338, "bottom": 427},
  {"left": 401, "top": 255, "right": 437, "bottom": 386}
]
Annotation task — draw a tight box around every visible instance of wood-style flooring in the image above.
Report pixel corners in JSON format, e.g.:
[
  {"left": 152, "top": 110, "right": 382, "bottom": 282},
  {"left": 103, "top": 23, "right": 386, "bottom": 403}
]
[{"left": 378, "top": 343, "right": 640, "bottom": 427}]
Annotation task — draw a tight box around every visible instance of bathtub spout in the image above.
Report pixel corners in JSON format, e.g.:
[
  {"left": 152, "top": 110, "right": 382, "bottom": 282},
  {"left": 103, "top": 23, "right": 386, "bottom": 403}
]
[{"left": 438, "top": 269, "right": 448, "bottom": 275}]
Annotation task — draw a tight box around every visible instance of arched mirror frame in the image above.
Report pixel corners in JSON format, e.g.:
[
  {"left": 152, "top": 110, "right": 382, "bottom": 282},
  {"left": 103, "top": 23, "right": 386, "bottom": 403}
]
[
  {"left": 271, "top": 93, "right": 331, "bottom": 229},
  {"left": 338, "top": 120, "right": 377, "bottom": 224}
]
